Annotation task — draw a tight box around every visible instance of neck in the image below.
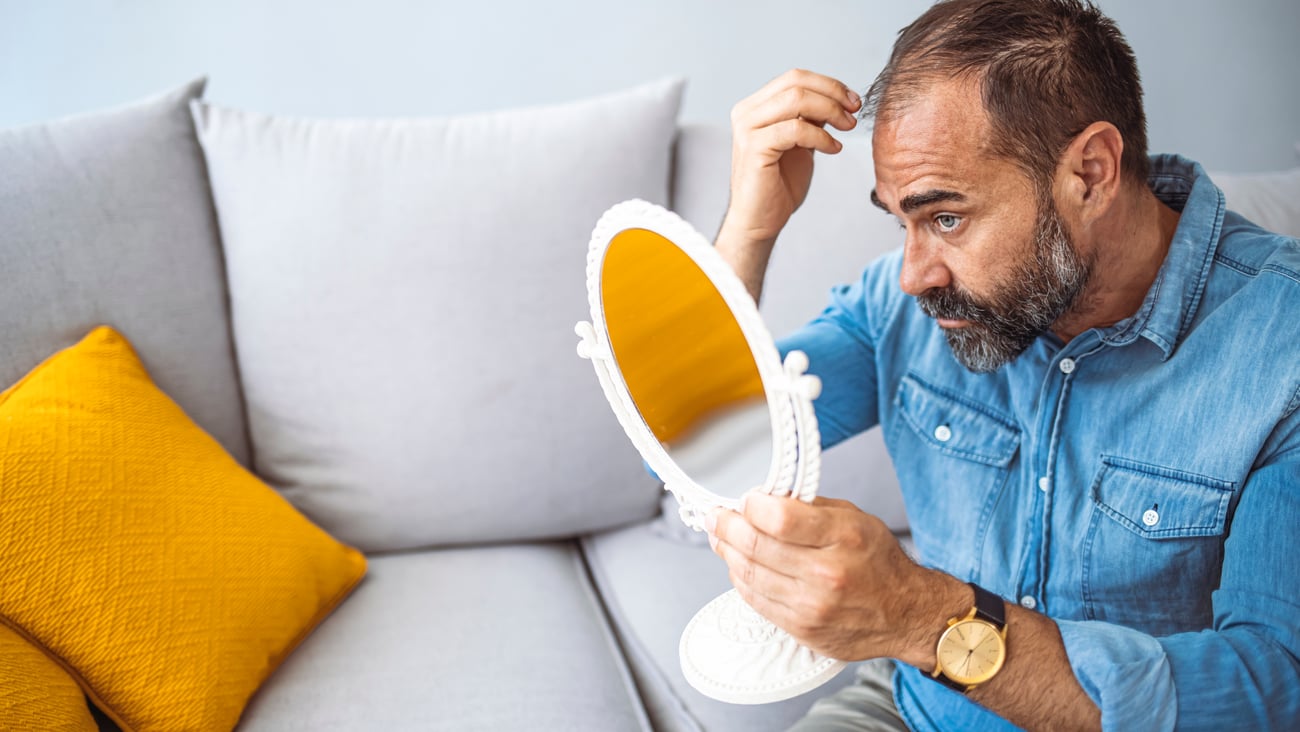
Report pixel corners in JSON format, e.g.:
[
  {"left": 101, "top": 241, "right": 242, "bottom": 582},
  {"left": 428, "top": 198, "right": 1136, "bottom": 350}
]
[{"left": 1052, "top": 182, "right": 1181, "bottom": 342}]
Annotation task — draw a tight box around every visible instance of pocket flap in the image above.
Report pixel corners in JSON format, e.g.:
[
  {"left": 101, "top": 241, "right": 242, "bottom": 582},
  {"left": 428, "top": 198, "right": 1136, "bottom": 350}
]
[
  {"left": 1092, "top": 457, "right": 1233, "bottom": 539},
  {"left": 896, "top": 375, "right": 1019, "bottom": 467}
]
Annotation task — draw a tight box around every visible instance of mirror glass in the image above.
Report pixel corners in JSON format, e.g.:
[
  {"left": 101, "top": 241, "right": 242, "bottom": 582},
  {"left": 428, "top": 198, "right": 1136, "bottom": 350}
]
[{"left": 601, "top": 228, "right": 774, "bottom": 500}]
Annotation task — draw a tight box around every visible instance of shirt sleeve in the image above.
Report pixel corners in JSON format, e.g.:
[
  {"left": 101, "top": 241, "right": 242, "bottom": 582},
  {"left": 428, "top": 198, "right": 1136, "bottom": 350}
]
[
  {"left": 774, "top": 261, "right": 892, "bottom": 450},
  {"left": 1057, "top": 452, "right": 1300, "bottom": 731}
]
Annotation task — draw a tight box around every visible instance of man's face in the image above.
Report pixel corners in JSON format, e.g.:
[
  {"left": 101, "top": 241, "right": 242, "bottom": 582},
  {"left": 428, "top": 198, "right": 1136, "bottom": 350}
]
[{"left": 870, "top": 79, "right": 1093, "bottom": 372}]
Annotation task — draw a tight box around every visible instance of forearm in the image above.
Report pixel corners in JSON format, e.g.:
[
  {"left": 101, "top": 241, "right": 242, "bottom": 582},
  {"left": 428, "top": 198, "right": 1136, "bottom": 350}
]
[
  {"left": 898, "top": 574, "right": 1300, "bottom": 731},
  {"left": 714, "top": 213, "right": 776, "bottom": 304},
  {"left": 969, "top": 604, "right": 1101, "bottom": 731},
  {"left": 894, "top": 570, "right": 1101, "bottom": 731}
]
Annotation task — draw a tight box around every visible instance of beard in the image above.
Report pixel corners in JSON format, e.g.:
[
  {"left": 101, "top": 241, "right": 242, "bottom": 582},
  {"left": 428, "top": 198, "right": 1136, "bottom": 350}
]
[{"left": 916, "top": 193, "right": 1092, "bottom": 373}]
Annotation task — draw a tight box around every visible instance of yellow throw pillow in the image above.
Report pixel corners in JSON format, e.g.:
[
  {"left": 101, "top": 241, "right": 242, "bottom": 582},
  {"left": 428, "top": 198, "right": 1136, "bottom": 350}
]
[
  {"left": 0, "top": 622, "right": 98, "bottom": 732},
  {"left": 0, "top": 326, "right": 367, "bottom": 732}
]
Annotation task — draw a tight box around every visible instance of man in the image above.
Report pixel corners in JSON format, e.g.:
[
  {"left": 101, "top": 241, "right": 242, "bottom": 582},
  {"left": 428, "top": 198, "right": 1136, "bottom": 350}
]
[{"left": 705, "top": 1, "right": 1300, "bottom": 730}]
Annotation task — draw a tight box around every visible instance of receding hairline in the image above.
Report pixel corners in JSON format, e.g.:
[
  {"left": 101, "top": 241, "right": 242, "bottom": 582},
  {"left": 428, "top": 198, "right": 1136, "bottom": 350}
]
[{"left": 865, "top": 72, "right": 1015, "bottom": 182}]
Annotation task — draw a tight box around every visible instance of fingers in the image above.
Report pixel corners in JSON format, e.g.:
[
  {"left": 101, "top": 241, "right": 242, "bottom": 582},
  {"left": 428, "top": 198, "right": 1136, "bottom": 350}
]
[
  {"left": 730, "top": 69, "right": 861, "bottom": 160},
  {"left": 746, "top": 118, "right": 843, "bottom": 157},
  {"left": 744, "top": 84, "right": 860, "bottom": 133},
  {"left": 733, "top": 68, "right": 861, "bottom": 123},
  {"left": 712, "top": 524, "right": 802, "bottom": 595},
  {"left": 708, "top": 510, "right": 805, "bottom": 622},
  {"left": 742, "top": 493, "right": 844, "bottom": 547},
  {"left": 709, "top": 505, "right": 805, "bottom": 578},
  {"left": 719, "top": 69, "right": 860, "bottom": 247}
]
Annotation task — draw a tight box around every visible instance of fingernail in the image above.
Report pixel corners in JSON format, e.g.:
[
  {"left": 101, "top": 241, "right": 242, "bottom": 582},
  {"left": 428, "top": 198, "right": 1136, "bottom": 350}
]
[
  {"left": 704, "top": 511, "right": 718, "bottom": 534},
  {"left": 847, "top": 89, "right": 861, "bottom": 106},
  {"left": 708, "top": 533, "right": 718, "bottom": 551}
]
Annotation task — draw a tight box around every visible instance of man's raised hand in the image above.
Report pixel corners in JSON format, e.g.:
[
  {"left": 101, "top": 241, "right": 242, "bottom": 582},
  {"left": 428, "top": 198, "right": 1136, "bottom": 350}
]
[{"left": 716, "top": 69, "right": 861, "bottom": 300}]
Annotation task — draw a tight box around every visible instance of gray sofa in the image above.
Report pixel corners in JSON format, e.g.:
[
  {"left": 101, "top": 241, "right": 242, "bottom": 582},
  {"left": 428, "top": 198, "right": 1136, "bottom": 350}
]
[{"left": 2, "top": 78, "right": 1297, "bottom": 732}]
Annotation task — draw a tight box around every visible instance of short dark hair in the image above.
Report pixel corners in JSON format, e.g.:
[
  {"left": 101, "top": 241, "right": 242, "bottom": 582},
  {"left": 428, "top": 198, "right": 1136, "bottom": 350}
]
[{"left": 864, "top": 0, "right": 1149, "bottom": 188}]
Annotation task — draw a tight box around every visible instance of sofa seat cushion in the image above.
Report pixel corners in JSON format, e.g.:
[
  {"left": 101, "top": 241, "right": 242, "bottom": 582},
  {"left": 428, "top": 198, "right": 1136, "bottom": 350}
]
[
  {"left": 581, "top": 504, "right": 858, "bottom": 732},
  {"left": 238, "top": 543, "right": 650, "bottom": 731}
]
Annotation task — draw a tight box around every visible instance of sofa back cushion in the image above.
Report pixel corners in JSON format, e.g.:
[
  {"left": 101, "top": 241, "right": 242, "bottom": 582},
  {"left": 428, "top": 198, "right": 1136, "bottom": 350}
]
[
  {"left": 193, "top": 79, "right": 682, "bottom": 552},
  {"left": 1214, "top": 165, "right": 1300, "bottom": 238},
  {"left": 0, "top": 79, "right": 250, "bottom": 465}
]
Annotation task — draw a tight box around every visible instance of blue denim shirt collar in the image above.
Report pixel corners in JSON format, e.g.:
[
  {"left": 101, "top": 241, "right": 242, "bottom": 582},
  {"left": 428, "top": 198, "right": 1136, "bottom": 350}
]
[{"left": 1095, "top": 154, "right": 1226, "bottom": 359}]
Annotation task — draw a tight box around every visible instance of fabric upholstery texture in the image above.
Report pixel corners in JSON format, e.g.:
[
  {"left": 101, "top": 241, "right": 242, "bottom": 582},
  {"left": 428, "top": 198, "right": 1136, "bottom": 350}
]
[
  {"left": 0, "top": 623, "right": 97, "bottom": 732},
  {"left": 238, "top": 543, "right": 651, "bottom": 731},
  {"left": 0, "top": 326, "right": 367, "bottom": 732},
  {"left": 192, "top": 78, "right": 683, "bottom": 552},
  {"left": 0, "top": 78, "right": 250, "bottom": 466},
  {"left": 581, "top": 504, "right": 857, "bottom": 732}
]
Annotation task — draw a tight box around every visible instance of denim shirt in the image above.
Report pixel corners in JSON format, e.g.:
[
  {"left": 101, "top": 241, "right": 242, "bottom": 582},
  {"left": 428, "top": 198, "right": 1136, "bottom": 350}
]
[{"left": 776, "top": 155, "right": 1300, "bottom": 731}]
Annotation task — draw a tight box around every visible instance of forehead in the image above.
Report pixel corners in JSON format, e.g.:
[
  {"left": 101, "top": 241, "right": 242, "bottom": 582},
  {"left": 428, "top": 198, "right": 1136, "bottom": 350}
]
[{"left": 870, "top": 78, "right": 1020, "bottom": 205}]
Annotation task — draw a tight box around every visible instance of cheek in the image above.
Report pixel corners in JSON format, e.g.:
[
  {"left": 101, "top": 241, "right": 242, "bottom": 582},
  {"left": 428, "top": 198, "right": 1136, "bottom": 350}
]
[{"left": 956, "top": 214, "right": 1038, "bottom": 289}]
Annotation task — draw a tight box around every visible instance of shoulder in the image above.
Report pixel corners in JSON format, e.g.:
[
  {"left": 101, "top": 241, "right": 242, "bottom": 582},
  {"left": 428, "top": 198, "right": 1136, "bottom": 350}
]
[
  {"left": 1215, "top": 212, "right": 1300, "bottom": 287},
  {"left": 806, "top": 248, "right": 906, "bottom": 340},
  {"left": 1205, "top": 217, "right": 1300, "bottom": 417}
]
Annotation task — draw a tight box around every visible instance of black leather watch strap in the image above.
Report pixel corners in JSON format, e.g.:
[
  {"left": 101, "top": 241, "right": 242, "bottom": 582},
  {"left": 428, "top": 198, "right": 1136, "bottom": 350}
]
[
  {"left": 935, "top": 668, "right": 967, "bottom": 692},
  {"left": 970, "top": 582, "right": 1006, "bottom": 630}
]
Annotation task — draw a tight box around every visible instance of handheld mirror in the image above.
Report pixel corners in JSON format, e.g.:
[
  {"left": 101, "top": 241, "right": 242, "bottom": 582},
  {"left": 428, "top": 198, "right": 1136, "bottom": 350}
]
[{"left": 575, "top": 200, "right": 847, "bottom": 704}]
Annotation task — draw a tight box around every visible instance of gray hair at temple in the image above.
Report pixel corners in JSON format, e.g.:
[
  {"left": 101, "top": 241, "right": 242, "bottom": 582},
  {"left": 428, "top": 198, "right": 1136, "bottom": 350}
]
[{"left": 863, "top": 0, "right": 1149, "bottom": 191}]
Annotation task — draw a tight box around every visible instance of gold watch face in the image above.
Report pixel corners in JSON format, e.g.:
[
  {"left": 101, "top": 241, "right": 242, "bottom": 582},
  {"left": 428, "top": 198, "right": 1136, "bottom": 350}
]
[{"left": 937, "top": 618, "right": 1006, "bottom": 686}]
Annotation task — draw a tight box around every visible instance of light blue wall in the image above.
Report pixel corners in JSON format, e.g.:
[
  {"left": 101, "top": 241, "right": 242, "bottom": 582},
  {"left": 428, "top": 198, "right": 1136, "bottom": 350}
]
[{"left": 2, "top": 0, "right": 1297, "bottom": 171}]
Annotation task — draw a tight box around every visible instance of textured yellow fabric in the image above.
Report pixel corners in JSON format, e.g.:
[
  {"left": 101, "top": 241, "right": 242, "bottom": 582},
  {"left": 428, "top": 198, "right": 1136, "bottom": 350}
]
[
  {"left": 0, "top": 326, "right": 367, "bottom": 732},
  {"left": 0, "top": 622, "right": 98, "bottom": 732}
]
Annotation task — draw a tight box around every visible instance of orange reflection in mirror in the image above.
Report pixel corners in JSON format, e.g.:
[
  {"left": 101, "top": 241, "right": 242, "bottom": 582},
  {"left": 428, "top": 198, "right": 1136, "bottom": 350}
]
[{"left": 602, "top": 228, "right": 766, "bottom": 445}]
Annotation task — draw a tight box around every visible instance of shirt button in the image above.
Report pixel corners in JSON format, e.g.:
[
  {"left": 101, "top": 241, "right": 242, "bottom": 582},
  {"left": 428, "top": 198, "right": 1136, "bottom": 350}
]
[
  {"left": 1037, "top": 476, "right": 1049, "bottom": 492},
  {"left": 1020, "top": 595, "right": 1037, "bottom": 610},
  {"left": 934, "top": 425, "right": 952, "bottom": 442},
  {"left": 1142, "top": 509, "right": 1160, "bottom": 527},
  {"left": 1059, "top": 358, "right": 1076, "bottom": 374}
]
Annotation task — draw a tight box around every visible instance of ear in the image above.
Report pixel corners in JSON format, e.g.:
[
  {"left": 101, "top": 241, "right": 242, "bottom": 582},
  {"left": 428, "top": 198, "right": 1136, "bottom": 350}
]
[{"left": 1055, "top": 121, "right": 1124, "bottom": 224}]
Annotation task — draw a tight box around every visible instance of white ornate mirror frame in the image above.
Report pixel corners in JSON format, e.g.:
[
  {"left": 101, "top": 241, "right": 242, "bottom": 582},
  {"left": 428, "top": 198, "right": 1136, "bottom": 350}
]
[{"left": 575, "top": 199, "right": 847, "bottom": 704}]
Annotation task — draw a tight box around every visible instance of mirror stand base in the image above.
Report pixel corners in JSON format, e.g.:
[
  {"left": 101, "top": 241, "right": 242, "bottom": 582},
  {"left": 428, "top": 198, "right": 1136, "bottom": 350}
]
[{"left": 679, "top": 589, "right": 847, "bottom": 704}]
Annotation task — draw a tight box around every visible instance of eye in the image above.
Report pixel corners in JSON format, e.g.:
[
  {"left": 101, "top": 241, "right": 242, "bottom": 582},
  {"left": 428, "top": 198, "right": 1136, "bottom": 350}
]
[{"left": 934, "top": 213, "right": 962, "bottom": 233}]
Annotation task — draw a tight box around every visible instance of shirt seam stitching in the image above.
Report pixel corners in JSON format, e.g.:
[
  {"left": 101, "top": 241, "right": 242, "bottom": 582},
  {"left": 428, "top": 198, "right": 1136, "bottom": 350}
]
[
  {"left": 903, "top": 373, "right": 1020, "bottom": 431},
  {"left": 1284, "top": 382, "right": 1300, "bottom": 421},
  {"left": 1171, "top": 187, "right": 1226, "bottom": 349},
  {"left": 1212, "top": 253, "right": 1258, "bottom": 276},
  {"left": 1259, "top": 263, "right": 1300, "bottom": 286}
]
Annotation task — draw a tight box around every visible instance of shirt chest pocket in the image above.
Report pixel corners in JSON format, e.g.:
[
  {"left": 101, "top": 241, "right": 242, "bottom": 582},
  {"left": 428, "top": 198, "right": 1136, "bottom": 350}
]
[
  {"left": 891, "top": 375, "right": 1020, "bottom": 581},
  {"left": 1083, "top": 456, "right": 1234, "bottom": 635}
]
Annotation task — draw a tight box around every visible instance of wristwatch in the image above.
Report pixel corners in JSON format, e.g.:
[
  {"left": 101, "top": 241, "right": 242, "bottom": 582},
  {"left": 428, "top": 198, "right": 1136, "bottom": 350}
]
[{"left": 931, "top": 582, "right": 1008, "bottom": 693}]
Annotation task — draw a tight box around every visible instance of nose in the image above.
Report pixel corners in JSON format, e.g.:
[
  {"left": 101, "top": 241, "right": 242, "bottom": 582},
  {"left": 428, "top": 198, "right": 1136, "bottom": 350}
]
[{"left": 898, "top": 232, "right": 951, "bottom": 296}]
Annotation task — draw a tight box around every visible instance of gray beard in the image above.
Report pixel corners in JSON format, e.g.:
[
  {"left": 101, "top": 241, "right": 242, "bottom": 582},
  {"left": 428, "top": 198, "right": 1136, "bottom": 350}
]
[{"left": 917, "top": 196, "right": 1092, "bottom": 373}]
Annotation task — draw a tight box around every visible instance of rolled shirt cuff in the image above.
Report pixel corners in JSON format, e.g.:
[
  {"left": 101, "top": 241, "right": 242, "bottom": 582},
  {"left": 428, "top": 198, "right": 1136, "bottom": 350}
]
[{"left": 1055, "top": 618, "right": 1177, "bottom": 732}]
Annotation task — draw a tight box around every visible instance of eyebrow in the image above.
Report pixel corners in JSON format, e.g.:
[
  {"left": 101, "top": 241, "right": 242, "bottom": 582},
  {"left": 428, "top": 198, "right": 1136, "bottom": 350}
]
[{"left": 870, "top": 188, "right": 967, "bottom": 215}]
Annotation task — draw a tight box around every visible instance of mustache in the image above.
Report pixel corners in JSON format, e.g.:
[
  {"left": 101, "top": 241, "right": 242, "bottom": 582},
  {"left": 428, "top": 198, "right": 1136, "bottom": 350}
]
[{"left": 916, "top": 285, "right": 996, "bottom": 323}]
